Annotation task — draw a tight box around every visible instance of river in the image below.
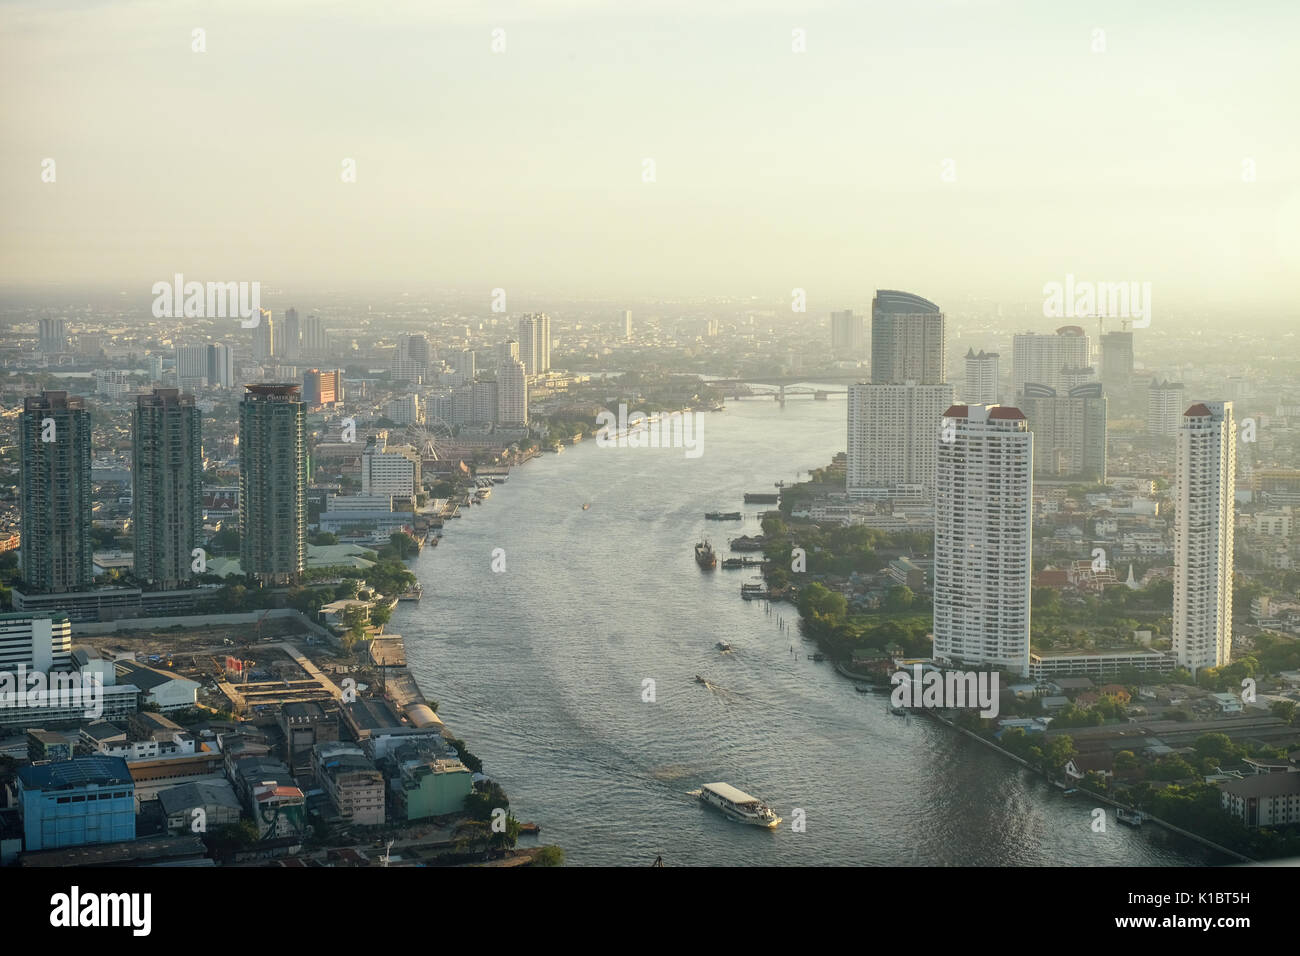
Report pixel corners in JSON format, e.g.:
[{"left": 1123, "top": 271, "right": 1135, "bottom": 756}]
[{"left": 394, "top": 390, "right": 1211, "bottom": 866}]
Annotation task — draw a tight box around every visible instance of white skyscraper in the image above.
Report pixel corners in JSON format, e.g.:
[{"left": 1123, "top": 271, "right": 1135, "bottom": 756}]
[
  {"left": 933, "top": 404, "right": 1033, "bottom": 677},
  {"left": 518, "top": 313, "right": 551, "bottom": 375},
  {"left": 175, "top": 345, "right": 208, "bottom": 388},
  {"left": 1011, "top": 328, "right": 1090, "bottom": 397},
  {"left": 847, "top": 382, "right": 953, "bottom": 499},
  {"left": 252, "top": 310, "right": 275, "bottom": 363},
  {"left": 1173, "top": 401, "right": 1235, "bottom": 672},
  {"left": 360, "top": 435, "right": 421, "bottom": 499},
  {"left": 1147, "top": 380, "right": 1185, "bottom": 437},
  {"left": 963, "top": 349, "right": 999, "bottom": 405},
  {"left": 496, "top": 358, "right": 528, "bottom": 426},
  {"left": 622, "top": 310, "right": 633, "bottom": 341}
]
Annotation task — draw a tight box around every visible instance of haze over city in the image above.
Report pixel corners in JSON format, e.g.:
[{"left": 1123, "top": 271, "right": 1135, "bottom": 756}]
[{"left": 2, "top": 0, "right": 1297, "bottom": 314}]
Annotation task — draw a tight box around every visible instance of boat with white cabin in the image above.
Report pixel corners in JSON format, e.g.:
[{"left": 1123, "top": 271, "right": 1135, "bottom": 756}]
[{"left": 698, "top": 782, "right": 782, "bottom": 828}]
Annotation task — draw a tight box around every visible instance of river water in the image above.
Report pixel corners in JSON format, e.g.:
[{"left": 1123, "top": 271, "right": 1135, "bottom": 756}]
[{"left": 394, "top": 391, "right": 1209, "bottom": 866}]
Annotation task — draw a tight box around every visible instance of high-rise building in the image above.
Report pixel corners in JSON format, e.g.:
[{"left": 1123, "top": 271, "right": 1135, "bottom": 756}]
[
  {"left": 38, "top": 318, "right": 68, "bottom": 355},
  {"left": 622, "top": 310, "right": 633, "bottom": 341},
  {"left": 360, "top": 436, "right": 421, "bottom": 499},
  {"left": 1173, "top": 401, "right": 1235, "bottom": 672},
  {"left": 830, "top": 310, "right": 865, "bottom": 358},
  {"left": 472, "top": 380, "right": 498, "bottom": 425},
  {"left": 1147, "top": 380, "right": 1185, "bottom": 437},
  {"left": 451, "top": 349, "right": 475, "bottom": 386},
  {"left": 384, "top": 393, "right": 422, "bottom": 425},
  {"left": 132, "top": 388, "right": 203, "bottom": 589},
  {"left": 280, "top": 308, "right": 301, "bottom": 362},
  {"left": 518, "top": 313, "right": 551, "bottom": 375},
  {"left": 406, "top": 334, "right": 430, "bottom": 369},
  {"left": 148, "top": 354, "right": 165, "bottom": 383},
  {"left": 933, "top": 404, "right": 1033, "bottom": 676},
  {"left": 497, "top": 358, "right": 528, "bottom": 426},
  {"left": 303, "top": 369, "right": 342, "bottom": 409},
  {"left": 175, "top": 346, "right": 208, "bottom": 389},
  {"left": 1011, "top": 327, "right": 1090, "bottom": 397},
  {"left": 497, "top": 339, "right": 520, "bottom": 364},
  {"left": 1020, "top": 382, "right": 1107, "bottom": 482},
  {"left": 963, "top": 349, "right": 1000, "bottom": 405},
  {"left": 239, "top": 384, "right": 307, "bottom": 585},
  {"left": 302, "top": 315, "right": 329, "bottom": 356},
  {"left": 19, "top": 392, "right": 93, "bottom": 593},
  {"left": 1100, "top": 331, "right": 1134, "bottom": 389},
  {"left": 870, "top": 291, "right": 944, "bottom": 384},
  {"left": 450, "top": 385, "right": 473, "bottom": 426},
  {"left": 207, "top": 343, "right": 234, "bottom": 389},
  {"left": 252, "top": 312, "right": 275, "bottom": 363},
  {"left": 847, "top": 382, "right": 953, "bottom": 499}
]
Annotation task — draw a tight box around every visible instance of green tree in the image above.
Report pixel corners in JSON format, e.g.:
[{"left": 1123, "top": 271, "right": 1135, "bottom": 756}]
[{"left": 532, "top": 845, "right": 565, "bottom": 866}]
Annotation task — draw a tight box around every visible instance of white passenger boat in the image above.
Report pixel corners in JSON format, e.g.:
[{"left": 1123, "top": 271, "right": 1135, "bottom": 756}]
[{"left": 698, "top": 782, "right": 782, "bottom": 828}]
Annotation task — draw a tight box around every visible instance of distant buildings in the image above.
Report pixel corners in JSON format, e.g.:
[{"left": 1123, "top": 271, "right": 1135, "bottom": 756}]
[
  {"left": 252, "top": 311, "right": 275, "bottom": 363},
  {"left": 1100, "top": 331, "right": 1134, "bottom": 388},
  {"left": 830, "top": 309, "right": 865, "bottom": 358},
  {"left": 175, "top": 344, "right": 208, "bottom": 389},
  {"left": 207, "top": 343, "right": 234, "bottom": 388},
  {"left": 19, "top": 391, "right": 93, "bottom": 593},
  {"left": 1020, "top": 382, "right": 1107, "bottom": 482},
  {"left": 933, "top": 404, "right": 1033, "bottom": 676},
  {"left": 496, "top": 357, "right": 528, "bottom": 426},
  {"left": 239, "top": 384, "right": 307, "bottom": 585},
  {"left": 518, "top": 313, "right": 551, "bottom": 375},
  {"left": 847, "top": 291, "right": 950, "bottom": 499},
  {"left": 1147, "top": 380, "right": 1185, "bottom": 438},
  {"left": 301, "top": 314, "right": 329, "bottom": 355},
  {"left": 38, "top": 317, "right": 68, "bottom": 355},
  {"left": 1173, "top": 401, "right": 1235, "bottom": 671},
  {"left": 963, "top": 349, "right": 999, "bottom": 405},
  {"left": 870, "top": 291, "right": 944, "bottom": 385},
  {"left": 1011, "top": 328, "right": 1090, "bottom": 397},
  {"left": 622, "top": 309, "right": 633, "bottom": 341},
  {"left": 303, "top": 368, "right": 343, "bottom": 409},
  {"left": 280, "top": 307, "right": 301, "bottom": 361},
  {"left": 384, "top": 393, "right": 422, "bottom": 425},
  {"left": 132, "top": 388, "right": 203, "bottom": 589}
]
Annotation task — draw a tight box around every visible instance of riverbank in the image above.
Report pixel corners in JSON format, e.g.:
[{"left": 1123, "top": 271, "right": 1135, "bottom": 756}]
[{"left": 924, "top": 710, "right": 1252, "bottom": 864}]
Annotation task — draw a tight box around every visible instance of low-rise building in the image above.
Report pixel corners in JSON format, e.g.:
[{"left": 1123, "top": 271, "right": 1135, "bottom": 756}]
[
  {"left": 157, "top": 779, "right": 243, "bottom": 834},
  {"left": 16, "top": 756, "right": 135, "bottom": 851},
  {"left": 1219, "top": 773, "right": 1300, "bottom": 828},
  {"left": 313, "top": 742, "right": 385, "bottom": 826}
]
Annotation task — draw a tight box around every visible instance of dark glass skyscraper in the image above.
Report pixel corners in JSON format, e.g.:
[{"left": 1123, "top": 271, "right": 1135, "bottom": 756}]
[
  {"left": 19, "top": 391, "right": 92, "bottom": 593},
  {"left": 133, "top": 388, "right": 203, "bottom": 588},
  {"left": 239, "top": 384, "right": 307, "bottom": 585}
]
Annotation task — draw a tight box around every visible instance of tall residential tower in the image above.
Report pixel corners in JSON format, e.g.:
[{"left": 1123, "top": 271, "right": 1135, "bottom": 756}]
[
  {"left": 132, "top": 388, "right": 203, "bottom": 588},
  {"left": 239, "top": 384, "right": 307, "bottom": 585},
  {"left": 1173, "top": 401, "right": 1236, "bottom": 671}
]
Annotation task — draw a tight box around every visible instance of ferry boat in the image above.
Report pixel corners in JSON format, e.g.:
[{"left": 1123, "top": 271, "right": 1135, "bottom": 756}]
[
  {"left": 698, "top": 782, "right": 782, "bottom": 828},
  {"left": 695, "top": 541, "right": 717, "bottom": 569}
]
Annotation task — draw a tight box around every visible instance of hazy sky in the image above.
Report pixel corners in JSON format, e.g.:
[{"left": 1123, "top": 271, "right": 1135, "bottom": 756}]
[{"left": 2, "top": 0, "right": 1296, "bottom": 311}]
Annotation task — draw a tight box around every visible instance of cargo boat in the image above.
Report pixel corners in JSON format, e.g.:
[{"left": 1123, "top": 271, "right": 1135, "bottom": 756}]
[
  {"left": 705, "top": 511, "right": 743, "bottom": 520},
  {"left": 695, "top": 540, "right": 718, "bottom": 569}
]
